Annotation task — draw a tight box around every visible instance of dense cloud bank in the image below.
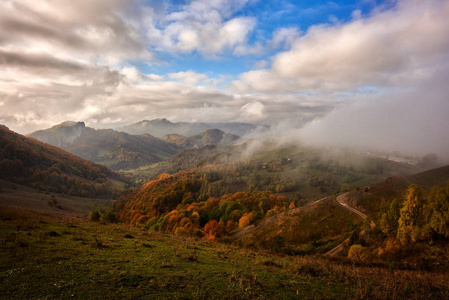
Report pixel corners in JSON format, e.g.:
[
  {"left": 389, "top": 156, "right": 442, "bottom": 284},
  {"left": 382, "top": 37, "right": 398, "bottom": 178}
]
[{"left": 0, "top": 0, "right": 448, "bottom": 158}]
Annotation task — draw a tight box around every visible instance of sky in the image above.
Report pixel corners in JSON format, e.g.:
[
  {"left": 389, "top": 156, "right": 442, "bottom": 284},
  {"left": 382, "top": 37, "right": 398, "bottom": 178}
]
[{"left": 0, "top": 0, "right": 449, "bottom": 158}]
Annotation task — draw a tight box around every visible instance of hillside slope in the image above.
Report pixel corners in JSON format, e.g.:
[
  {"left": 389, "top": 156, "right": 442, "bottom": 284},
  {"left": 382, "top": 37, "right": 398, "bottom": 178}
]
[
  {"left": 344, "top": 165, "right": 449, "bottom": 216},
  {"left": 187, "top": 129, "right": 240, "bottom": 148},
  {"left": 231, "top": 196, "right": 361, "bottom": 254},
  {"left": 114, "top": 170, "right": 292, "bottom": 237},
  {"left": 232, "top": 165, "right": 449, "bottom": 258},
  {"left": 163, "top": 129, "right": 241, "bottom": 149},
  {"left": 0, "top": 125, "right": 123, "bottom": 198}
]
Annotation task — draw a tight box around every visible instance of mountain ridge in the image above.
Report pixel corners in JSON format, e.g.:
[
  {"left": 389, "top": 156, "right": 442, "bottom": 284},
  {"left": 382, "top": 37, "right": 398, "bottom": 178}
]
[
  {"left": 163, "top": 129, "right": 241, "bottom": 149},
  {"left": 119, "top": 118, "right": 269, "bottom": 138},
  {"left": 29, "top": 121, "right": 86, "bottom": 147},
  {"left": 28, "top": 122, "right": 182, "bottom": 170}
]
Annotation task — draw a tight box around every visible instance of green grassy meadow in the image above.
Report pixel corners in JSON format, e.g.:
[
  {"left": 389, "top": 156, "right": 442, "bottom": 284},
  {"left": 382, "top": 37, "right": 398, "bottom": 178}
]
[{"left": 1, "top": 206, "right": 448, "bottom": 299}]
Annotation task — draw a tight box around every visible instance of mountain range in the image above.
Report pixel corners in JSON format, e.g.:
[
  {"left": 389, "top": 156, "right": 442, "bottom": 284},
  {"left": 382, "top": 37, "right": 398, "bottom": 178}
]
[
  {"left": 164, "top": 129, "right": 240, "bottom": 149},
  {"left": 28, "top": 120, "right": 243, "bottom": 170},
  {"left": 119, "top": 118, "right": 269, "bottom": 138},
  {"left": 28, "top": 121, "right": 181, "bottom": 170}
]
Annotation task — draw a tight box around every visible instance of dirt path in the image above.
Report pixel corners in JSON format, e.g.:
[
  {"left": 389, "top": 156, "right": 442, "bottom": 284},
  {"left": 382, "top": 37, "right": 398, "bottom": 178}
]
[
  {"left": 324, "top": 193, "right": 374, "bottom": 256},
  {"left": 325, "top": 236, "right": 351, "bottom": 256},
  {"left": 335, "top": 193, "right": 368, "bottom": 220},
  {"left": 231, "top": 196, "right": 332, "bottom": 240}
]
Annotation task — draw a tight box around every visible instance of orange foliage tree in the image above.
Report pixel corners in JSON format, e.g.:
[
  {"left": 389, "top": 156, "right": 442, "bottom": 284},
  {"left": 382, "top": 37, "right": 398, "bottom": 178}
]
[{"left": 204, "top": 220, "right": 223, "bottom": 240}]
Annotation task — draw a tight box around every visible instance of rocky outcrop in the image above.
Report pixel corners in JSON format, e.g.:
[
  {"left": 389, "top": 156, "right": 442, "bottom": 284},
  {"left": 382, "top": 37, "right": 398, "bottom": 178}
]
[{"left": 28, "top": 121, "right": 85, "bottom": 147}]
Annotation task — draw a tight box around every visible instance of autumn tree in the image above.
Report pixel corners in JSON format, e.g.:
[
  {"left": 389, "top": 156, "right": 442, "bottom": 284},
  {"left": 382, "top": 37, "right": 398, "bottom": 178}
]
[
  {"left": 397, "top": 184, "right": 424, "bottom": 244},
  {"left": 204, "top": 220, "right": 223, "bottom": 240},
  {"left": 348, "top": 244, "right": 367, "bottom": 262},
  {"left": 238, "top": 212, "right": 254, "bottom": 228},
  {"left": 89, "top": 210, "right": 101, "bottom": 222},
  {"left": 379, "top": 198, "right": 401, "bottom": 236},
  {"left": 427, "top": 183, "right": 449, "bottom": 238},
  {"left": 225, "top": 220, "right": 237, "bottom": 234},
  {"left": 101, "top": 210, "right": 118, "bottom": 223}
]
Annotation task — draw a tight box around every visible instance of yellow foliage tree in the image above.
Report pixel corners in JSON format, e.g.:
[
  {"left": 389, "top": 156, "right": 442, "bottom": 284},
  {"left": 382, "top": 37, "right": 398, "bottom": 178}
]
[
  {"left": 397, "top": 184, "right": 423, "bottom": 244},
  {"left": 348, "top": 244, "right": 367, "bottom": 262},
  {"left": 238, "top": 212, "right": 254, "bottom": 228}
]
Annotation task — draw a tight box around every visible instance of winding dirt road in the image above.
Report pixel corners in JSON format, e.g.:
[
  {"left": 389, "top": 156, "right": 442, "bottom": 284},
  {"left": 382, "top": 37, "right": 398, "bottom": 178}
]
[
  {"left": 324, "top": 192, "right": 374, "bottom": 256},
  {"left": 232, "top": 193, "right": 374, "bottom": 257},
  {"left": 231, "top": 195, "right": 332, "bottom": 240}
]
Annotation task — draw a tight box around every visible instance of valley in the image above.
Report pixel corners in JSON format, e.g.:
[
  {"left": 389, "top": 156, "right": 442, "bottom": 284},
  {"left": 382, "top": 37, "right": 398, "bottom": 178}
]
[
  {"left": 2, "top": 1, "right": 449, "bottom": 298},
  {"left": 1, "top": 120, "right": 449, "bottom": 299}
]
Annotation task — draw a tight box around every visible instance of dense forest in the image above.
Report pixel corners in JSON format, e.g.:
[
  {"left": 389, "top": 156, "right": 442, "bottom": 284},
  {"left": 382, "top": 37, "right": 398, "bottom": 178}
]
[{"left": 115, "top": 170, "right": 292, "bottom": 239}]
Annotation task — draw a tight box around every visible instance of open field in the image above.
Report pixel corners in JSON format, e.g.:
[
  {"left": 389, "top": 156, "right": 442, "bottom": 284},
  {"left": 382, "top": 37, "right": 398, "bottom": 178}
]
[
  {"left": 1, "top": 205, "right": 449, "bottom": 299},
  {"left": 0, "top": 180, "right": 111, "bottom": 218}
]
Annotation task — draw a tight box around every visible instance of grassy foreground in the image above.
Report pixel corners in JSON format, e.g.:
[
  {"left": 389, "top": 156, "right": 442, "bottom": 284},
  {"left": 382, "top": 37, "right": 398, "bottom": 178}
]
[{"left": 1, "top": 207, "right": 448, "bottom": 299}]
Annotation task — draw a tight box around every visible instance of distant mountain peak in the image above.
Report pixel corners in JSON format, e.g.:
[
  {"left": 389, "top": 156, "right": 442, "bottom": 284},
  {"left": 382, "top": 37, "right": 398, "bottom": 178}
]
[
  {"left": 29, "top": 121, "right": 86, "bottom": 147},
  {"left": 136, "top": 119, "right": 173, "bottom": 126},
  {"left": 52, "top": 121, "right": 86, "bottom": 129},
  {"left": 202, "top": 128, "right": 224, "bottom": 135},
  {"left": 155, "top": 118, "right": 169, "bottom": 122}
]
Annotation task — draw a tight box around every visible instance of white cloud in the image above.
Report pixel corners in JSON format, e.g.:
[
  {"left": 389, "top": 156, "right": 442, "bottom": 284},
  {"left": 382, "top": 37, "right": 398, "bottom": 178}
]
[
  {"left": 234, "top": 0, "right": 449, "bottom": 93},
  {"left": 147, "top": 0, "right": 257, "bottom": 55},
  {"left": 270, "top": 27, "right": 301, "bottom": 49},
  {"left": 299, "top": 68, "right": 449, "bottom": 159},
  {"left": 176, "top": 29, "right": 200, "bottom": 52},
  {"left": 168, "top": 70, "right": 210, "bottom": 86},
  {"left": 226, "top": 0, "right": 449, "bottom": 159},
  {"left": 121, "top": 67, "right": 146, "bottom": 84},
  {"left": 1, "top": 0, "right": 449, "bottom": 162},
  {"left": 219, "top": 17, "right": 256, "bottom": 48},
  {"left": 146, "top": 74, "right": 165, "bottom": 81},
  {"left": 241, "top": 101, "right": 264, "bottom": 117},
  {"left": 0, "top": 0, "right": 152, "bottom": 65}
]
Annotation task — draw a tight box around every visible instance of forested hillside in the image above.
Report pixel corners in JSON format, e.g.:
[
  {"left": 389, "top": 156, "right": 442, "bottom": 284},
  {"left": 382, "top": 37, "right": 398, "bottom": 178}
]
[
  {"left": 0, "top": 125, "right": 123, "bottom": 197},
  {"left": 115, "top": 170, "right": 291, "bottom": 239},
  {"left": 333, "top": 166, "right": 449, "bottom": 266}
]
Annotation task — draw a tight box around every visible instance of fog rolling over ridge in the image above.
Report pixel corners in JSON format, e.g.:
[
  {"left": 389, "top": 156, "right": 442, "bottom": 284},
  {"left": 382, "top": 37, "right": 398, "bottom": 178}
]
[
  {"left": 0, "top": 0, "right": 448, "bottom": 162},
  {"left": 296, "top": 71, "right": 449, "bottom": 161}
]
